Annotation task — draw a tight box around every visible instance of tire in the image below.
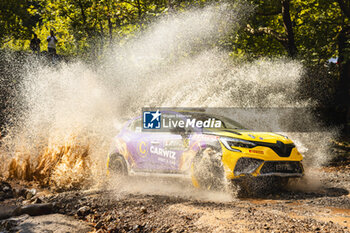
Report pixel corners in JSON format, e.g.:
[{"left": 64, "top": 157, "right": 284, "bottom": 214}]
[
  {"left": 258, "top": 176, "right": 289, "bottom": 194},
  {"left": 231, "top": 176, "right": 290, "bottom": 197},
  {"left": 272, "top": 177, "right": 289, "bottom": 191},
  {"left": 108, "top": 153, "right": 128, "bottom": 176},
  {"left": 192, "top": 147, "right": 225, "bottom": 191},
  {"left": 230, "top": 177, "right": 254, "bottom": 197}
]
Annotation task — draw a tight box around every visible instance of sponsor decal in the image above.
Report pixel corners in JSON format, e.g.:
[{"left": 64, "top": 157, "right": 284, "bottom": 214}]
[
  {"left": 138, "top": 141, "right": 148, "bottom": 158},
  {"left": 249, "top": 149, "right": 264, "bottom": 154},
  {"left": 150, "top": 146, "right": 176, "bottom": 160},
  {"left": 143, "top": 110, "right": 161, "bottom": 129},
  {"left": 142, "top": 109, "right": 222, "bottom": 130},
  {"left": 165, "top": 140, "right": 183, "bottom": 149},
  {"left": 163, "top": 117, "right": 221, "bottom": 129},
  {"left": 192, "top": 134, "right": 219, "bottom": 141}
]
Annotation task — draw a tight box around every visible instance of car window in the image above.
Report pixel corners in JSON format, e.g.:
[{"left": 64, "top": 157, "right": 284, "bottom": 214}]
[
  {"left": 215, "top": 115, "right": 247, "bottom": 129},
  {"left": 128, "top": 118, "right": 142, "bottom": 132},
  {"left": 185, "top": 112, "right": 247, "bottom": 129}
]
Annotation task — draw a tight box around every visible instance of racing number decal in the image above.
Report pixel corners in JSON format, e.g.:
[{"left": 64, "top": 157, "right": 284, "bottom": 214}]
[{"left": 138, "top": 141, "right": 148, "bottom": 158}]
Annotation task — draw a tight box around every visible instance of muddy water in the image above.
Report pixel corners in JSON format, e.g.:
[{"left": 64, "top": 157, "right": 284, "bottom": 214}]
[{"left": 0, "top": 2, "right": 338, "bottom": 190}]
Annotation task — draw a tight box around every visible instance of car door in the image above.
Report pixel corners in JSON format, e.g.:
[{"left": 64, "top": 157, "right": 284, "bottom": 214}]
[
  {"left": 122, "top": 117, "right": 159, "bottom": 171},
  {"left": 144, "top": 131, "right": 183, "bottom": 173},
  {"left": 150, "top": 113, "right": 190, "bottom": 173}
]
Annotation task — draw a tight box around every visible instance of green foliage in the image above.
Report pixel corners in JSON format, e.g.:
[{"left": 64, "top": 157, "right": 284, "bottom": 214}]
[
  {"left": 29, "top": 0, "right": 169, "bottom": 56},
  {"left": 0, "top": 0, "right": 349, "bottom": 64},
  {"left": 232, "top": 0, "right": 348, "bottom": 62},
  {"left": 1, "top": 0, "right": 170, "bottom": 56},
  {"left": 0, "top": 0, "right": 38, "bottom": 48}
]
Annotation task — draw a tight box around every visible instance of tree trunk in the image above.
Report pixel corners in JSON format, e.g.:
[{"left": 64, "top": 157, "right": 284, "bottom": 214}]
[
  {"left": 77, "top": 0, "right": 87, "bottom": 26},
  {"left": 108, "top": 17, "right": 113, "bottom": 45},
  {"left": 136, "top": 0, "right": 142, "bottom": 27},
  {"left": 281, "top": 0, "right": 297, "bottom": 57},
  {"left": 98, "top": 21, "right": 105, "bottom": 55}
]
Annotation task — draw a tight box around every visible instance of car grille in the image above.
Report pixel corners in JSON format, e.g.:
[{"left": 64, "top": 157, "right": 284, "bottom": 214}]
[
  {"left": 255, "top": 141, "right": 295, "bottom": 157},
  {"left": 260, "top": 161, "right": 303, "bottom": 174},
  {"left": 234, "top": 157, "right": 263, "bottom": 176}
]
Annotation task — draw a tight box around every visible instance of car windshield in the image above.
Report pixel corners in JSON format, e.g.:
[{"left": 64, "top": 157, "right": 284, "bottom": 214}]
[{"left": 185, "top": 112, "right": 247, "bottom": 129}]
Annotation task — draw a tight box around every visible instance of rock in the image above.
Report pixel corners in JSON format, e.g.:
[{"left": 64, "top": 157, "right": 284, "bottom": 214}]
[
  {"left": 2, "top": 187, "right": 9, "bottom": 193},
  {"left": 29, "top": 188, "right": 37, "bottom": 195},
  {"left": 86, "top": 214, "right": 94, "bottom": 223},
  {"left": 26, "top": 189, "right": 37, "bottom": 200},
  {"left": 104, "top": 214, "right": 112, "bottom": 222},
  {"left": 0, "top": 181, "right": 14, "bottom": 200},
  {"left": 95, "top": 220, "right": 103, "bottom": 229},
  {"left": 77, "top": 206, "right": 90, "bottom": 216},
  {"left": 140, "top": 206, "right": 147, "bottom": 214},
  {"left": 22, "top": 200, "right": 31, "bottom": 205},
  {"left": 13, "top": 203, "right": 54, "bottom": 216},
  {"left": 9, "top": 214, "right": 92, "bottom": 233},
  {"left": 31, "top": 197, "right": 43, "bottom": 204},
  {"left": 14, "top": 188, "right": 26, "bottom": 198},
  {"left": 0, "top": 214, "right": 29, "bottom": 230},
  {"left": 1, "top": 218, "right": 18, "bottom": 230},
  {"left": 0, "top": 205, "right": 18, "bottom": 220},
  {"left": 0, "top": 191, "right": 5, "bottom": 201},
  {"left": 106, "top": 222, "right": 116, "bottom": 231}
]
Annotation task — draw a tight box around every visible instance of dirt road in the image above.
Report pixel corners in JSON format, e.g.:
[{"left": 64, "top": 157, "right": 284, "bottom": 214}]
[{"left": 1, "top": 167, "right": 350, "bottom": 233}]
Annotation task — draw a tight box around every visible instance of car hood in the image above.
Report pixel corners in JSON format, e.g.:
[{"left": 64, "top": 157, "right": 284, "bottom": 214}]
[{"left": 203, "top": 128, "right": 293, "bottom": 144}]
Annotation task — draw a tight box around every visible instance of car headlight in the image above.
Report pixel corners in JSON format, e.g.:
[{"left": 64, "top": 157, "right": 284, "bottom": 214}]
[
  {"left": 220, "top": 137, "right": 256, "bottom": 151},
  {"left": 234, "top": 157, "right": 264, "bottom": 176}
]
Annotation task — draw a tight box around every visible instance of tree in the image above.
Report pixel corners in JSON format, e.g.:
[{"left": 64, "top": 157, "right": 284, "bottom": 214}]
[
  {"left": 335, "top": 0, "right": 350, "bottom": 133},
  {"left": 30, "top": 0, "right": 168, "bottom": 56},
  {"left": 0, "top": 0, "right": 39, "bottom": 48},
  {"left": 232, "top": 0, "right": 344, "bottom": 62}
]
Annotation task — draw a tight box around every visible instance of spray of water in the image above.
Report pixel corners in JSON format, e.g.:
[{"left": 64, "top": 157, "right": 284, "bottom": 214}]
[{"left": 0, "top": 2, "right": 336, "bottom": 192}]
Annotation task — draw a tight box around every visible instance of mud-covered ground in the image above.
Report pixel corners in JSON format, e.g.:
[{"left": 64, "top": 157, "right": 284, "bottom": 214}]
[{"left": 1, "top": 165, "right": 350, "bottom": 233}]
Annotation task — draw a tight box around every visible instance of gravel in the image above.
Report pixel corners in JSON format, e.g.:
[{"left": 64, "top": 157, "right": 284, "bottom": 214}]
[{"left": 1, "top": 167, "right": 350, "bottom": 232}]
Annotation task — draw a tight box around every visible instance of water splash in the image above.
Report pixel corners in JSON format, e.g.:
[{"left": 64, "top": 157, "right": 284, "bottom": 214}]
[{"left": 0, "top": 3, "right": 336, "bottom": 190}]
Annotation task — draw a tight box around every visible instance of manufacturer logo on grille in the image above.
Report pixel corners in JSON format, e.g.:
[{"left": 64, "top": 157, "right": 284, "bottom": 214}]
[{"left": 276, "top": 140, "right": 286, "bottom": 153}]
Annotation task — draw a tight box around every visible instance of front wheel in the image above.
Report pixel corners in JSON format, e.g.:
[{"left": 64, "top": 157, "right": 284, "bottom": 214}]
[{"left": 192, "top": 147, "right": 226, "bottom": 191}]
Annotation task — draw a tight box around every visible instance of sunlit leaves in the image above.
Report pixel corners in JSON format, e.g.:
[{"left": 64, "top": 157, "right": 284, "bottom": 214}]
[
  {"left": 233, "top": 0, "right": 347, "bottom": 62},
  {"left": 1, "top": 0, "right": 349, "bottom": 64}
]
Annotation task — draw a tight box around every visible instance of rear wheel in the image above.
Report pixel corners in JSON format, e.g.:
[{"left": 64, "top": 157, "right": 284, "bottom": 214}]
[
  {"left": 192, "top": 147, "right": 225, "bottom": 191},
  {"left": 108, "top": 154, "right": 128, "bottom": 176}
]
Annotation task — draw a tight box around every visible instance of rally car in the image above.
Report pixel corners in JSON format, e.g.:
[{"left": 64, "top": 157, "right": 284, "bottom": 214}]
[{"left": 107, "top": 111, "right": 304, "bottom": 194}]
